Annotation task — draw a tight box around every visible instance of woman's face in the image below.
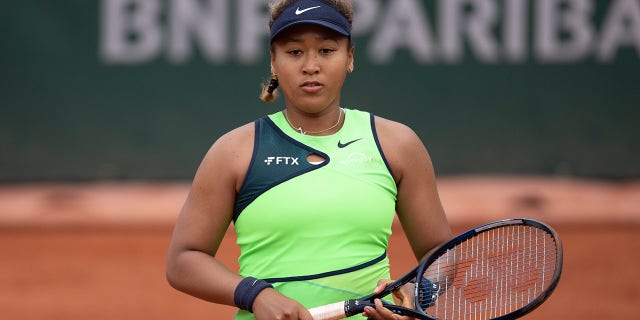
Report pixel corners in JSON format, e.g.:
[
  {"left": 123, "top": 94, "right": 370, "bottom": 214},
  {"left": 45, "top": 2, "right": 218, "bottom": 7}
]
[{"left": 271, "top": 24, "right": 354, "bottom": 114}]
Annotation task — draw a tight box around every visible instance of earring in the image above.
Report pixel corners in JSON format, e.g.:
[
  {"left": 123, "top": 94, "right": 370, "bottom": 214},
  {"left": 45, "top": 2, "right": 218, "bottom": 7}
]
[{"left": 267, "top": 74, "right": 279, "bottom": 93}]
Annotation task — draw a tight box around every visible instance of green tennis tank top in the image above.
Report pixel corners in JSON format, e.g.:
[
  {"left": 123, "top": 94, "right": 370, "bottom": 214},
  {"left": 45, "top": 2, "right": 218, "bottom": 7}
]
[{"left": 233, "top": 109, "right": 397, "bottom": 319}]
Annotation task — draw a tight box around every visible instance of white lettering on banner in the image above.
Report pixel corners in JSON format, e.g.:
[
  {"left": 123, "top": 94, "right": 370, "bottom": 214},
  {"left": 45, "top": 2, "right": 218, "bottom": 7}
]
[
  {"left": 597, "top": 0, "right": 640, "bottom": 61},
  {"left": 503, "top": 0, "right": 528, "bottom": 63},
  {"left": 101, "top": 0, "right": 163, "bottom": 64},
  {"left": 535, "top": 0, "right": 595, "bottom": 62},
  {"left": 167, "top": 0, "right": 228, "bottom": 63},
  {"left": 99, "top": 0, "right": 640, "bottom": 65},
  {"left": 439, "top": 0, "right": 499, "bottom": 63},
  {"left": 352, "top": 0, "right": 380, "bottom": 35},
  {"left": 368, "top": 0, "right": 437, "bottom": 63},
  {"left": 237, "top": 0, "right": 270, "bottom": 63}
]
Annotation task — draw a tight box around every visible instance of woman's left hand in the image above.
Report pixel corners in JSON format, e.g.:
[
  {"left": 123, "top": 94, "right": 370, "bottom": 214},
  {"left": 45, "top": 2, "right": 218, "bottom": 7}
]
[{"left": 362, "top": 280, "right": 416, "bottom": 320}]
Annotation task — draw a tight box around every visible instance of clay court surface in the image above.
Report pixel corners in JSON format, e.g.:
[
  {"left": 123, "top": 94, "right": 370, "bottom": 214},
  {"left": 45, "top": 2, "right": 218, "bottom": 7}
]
[{"left": 1, "top": 176, "right": 639, "bottom": 319}]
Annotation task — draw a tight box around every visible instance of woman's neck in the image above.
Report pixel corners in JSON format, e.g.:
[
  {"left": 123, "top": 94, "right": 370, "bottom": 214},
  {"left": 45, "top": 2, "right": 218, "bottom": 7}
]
[{"left": 283, "top": 107, "right": 344, "bottom": 135}]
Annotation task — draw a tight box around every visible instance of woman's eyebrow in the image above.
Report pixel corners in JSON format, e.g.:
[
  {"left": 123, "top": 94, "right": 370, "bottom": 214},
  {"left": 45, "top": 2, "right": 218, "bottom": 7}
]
[{"left": 280, "top": 34, "right": 343, "bottom": 44}]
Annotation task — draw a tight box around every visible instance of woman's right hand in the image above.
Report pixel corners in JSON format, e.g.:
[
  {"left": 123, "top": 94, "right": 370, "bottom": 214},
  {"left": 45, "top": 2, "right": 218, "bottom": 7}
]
[
  {"left": 252, "top": 288, "right": 314, "bottom": 320},
  {"left": 362, "top": 280, "right": 417, "bottom": 320}
]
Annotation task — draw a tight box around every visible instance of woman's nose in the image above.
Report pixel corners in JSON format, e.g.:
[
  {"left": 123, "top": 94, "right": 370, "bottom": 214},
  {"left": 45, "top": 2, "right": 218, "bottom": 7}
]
[{"left": 302, "top": 53, "right": 320, "bottom": 74}]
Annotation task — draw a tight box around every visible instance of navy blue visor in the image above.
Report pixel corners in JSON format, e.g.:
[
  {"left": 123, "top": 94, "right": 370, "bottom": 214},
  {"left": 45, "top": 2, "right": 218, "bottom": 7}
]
[{"left": 270, "top": 0, "right": 351, "bottom": 42}]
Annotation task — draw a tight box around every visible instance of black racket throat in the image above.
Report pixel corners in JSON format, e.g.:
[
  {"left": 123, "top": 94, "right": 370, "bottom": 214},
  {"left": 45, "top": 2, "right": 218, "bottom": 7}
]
[
  {"left": 349, "top": 247, "right": 444, "bottom": 319},
  {"left": 360, "top": 270, "right": 417, "bottom": 302},
  {"left": 349, "top": 263, "right": 430, "bottom": 318}
]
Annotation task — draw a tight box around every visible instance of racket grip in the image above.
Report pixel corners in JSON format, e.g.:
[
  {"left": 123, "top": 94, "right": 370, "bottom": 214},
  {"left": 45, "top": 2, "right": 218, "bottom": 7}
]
[{"left": 308, "top": 301, "right": 347, "bottom": 320}]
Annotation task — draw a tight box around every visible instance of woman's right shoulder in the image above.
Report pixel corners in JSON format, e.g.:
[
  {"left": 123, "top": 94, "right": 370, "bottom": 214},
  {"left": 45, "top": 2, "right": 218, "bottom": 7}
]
[
  {"left": 198, "top": 121, "right": 256, "bottom": 177},
  {"left": 210, "top": 121, "right": 256, "bottom": 153}
]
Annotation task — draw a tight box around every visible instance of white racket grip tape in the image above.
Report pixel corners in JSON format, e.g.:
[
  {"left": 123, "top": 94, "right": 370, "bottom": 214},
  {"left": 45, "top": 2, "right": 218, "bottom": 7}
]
[{"left": 309, "top": 301, "right": 347, "bottom": 320}]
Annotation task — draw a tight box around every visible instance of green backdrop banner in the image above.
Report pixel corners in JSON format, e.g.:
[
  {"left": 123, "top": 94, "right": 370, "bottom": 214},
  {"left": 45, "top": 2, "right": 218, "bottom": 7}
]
[{"left": 1, "top": 0, "right": 638, "bottom": 180}]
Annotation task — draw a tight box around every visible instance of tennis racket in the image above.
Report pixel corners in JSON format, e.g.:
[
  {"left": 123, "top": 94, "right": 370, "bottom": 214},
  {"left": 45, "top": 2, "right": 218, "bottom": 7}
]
[{"left": 309, "top": 218, "right": 563, "bottom": 320}]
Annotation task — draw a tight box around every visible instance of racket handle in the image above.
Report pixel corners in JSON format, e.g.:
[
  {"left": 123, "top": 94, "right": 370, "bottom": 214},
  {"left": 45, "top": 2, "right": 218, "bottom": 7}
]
[{"left": 308, "top": 301, "right": 347, "bottom": 320}]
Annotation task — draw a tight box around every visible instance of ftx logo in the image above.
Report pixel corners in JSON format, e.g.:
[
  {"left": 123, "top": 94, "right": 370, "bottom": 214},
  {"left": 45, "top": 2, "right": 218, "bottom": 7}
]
[{"left": 264, "top": 156, "right": 299, "bottom": 166}]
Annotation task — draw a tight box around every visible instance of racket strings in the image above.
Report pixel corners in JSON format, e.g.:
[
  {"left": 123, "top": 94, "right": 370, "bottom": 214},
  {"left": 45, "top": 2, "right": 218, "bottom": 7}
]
[{"left": 418, "top": 225, "right": 560, "bottom": 320}]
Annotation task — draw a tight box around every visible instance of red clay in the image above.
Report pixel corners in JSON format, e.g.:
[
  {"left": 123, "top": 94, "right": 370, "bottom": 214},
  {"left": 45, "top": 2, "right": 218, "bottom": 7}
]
[
  {"left": 1, "top": 224, "right": 639, "bottom": 319},
  {"left": 1, "top": 178, "right": 639, "bottom": 319}
]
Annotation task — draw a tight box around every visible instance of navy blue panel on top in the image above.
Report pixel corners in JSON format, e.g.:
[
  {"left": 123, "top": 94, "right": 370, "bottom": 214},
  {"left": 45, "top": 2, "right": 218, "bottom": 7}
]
[{"left": 233, "top": 117, "right": 328, "bottom": 222}]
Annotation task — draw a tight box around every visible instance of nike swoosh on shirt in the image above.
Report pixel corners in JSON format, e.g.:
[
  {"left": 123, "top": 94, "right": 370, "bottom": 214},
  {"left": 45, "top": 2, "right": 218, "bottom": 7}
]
[
  {"left": 338, "top": 138, "right": 362, "bottom": 148},
  {"left": 295, "top": 6, "right": 321, "bottom": 15}
]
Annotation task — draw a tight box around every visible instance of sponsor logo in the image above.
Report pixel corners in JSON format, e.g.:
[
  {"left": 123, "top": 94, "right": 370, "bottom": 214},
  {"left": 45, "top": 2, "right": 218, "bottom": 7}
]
[
  {"left": 337, "top": 138, "right": 362, "bottom": 148},
  {"left": 264, "top": 156, "right": 299, "bottom": 166},
  {"left": 340, "top": 152, "right": 373, "bottom": 165},
  {"left": 295, "top": 6, "right": 321, "bottom": 15}
]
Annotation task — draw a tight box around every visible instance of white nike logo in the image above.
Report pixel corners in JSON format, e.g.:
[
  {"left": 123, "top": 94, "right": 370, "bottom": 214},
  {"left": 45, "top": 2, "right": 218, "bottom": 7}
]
[{"left": 295, "top": 6, "right": 321, "bottom": 15}]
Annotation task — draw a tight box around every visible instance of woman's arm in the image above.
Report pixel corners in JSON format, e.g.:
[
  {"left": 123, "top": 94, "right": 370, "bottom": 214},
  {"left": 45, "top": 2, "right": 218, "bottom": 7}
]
[
  {"left": 165, "top": 123, "right": 313, "bottom": 319},
  {"left": 363, "top": 117, "right": 452, "bottom": 320},
  {"left": 165, "top": 123, "right": 254, "bottom": 305},
  {"left": 375, "top": 116, "right": 452, "bottom": 260}
]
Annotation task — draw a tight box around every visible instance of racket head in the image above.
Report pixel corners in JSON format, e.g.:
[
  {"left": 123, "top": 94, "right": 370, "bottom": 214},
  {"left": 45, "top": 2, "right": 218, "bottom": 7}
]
[{"left": 414, "top": 218, "right": 563, "bottom": 320}]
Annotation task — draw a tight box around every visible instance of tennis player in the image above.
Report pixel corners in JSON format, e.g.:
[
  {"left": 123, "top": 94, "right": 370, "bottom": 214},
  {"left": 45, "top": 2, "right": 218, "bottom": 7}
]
[{"left": 166, "top": 1, "right": 451, "bottom": 319}]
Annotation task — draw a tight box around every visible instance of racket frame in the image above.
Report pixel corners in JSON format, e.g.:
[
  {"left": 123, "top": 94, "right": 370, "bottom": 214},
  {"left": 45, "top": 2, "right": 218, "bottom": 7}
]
[{"left": 414, "top": 218, "right": 564, "bottom": 320}]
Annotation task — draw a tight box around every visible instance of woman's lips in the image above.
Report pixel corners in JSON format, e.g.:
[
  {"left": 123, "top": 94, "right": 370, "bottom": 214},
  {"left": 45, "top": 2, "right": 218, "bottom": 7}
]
[{"left": 300, "top": 81, "right": 323, "bottom": 93}]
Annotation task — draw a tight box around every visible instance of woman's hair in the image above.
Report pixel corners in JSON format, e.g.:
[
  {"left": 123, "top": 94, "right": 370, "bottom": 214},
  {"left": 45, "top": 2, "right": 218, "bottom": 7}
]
[{"left": 259, "top": 0, "right": 354, "bottom": 102}]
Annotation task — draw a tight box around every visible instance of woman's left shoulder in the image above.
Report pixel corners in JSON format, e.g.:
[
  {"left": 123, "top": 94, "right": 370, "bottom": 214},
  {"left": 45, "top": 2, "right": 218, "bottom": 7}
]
[
  {"left": 373, "top": 115, "right": 423, "bottom": 149},
  {"left": 373, "top": 115, "right": 432, "bottom": 182}
]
